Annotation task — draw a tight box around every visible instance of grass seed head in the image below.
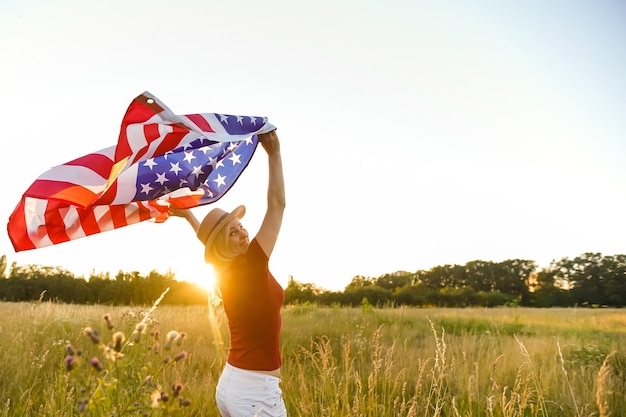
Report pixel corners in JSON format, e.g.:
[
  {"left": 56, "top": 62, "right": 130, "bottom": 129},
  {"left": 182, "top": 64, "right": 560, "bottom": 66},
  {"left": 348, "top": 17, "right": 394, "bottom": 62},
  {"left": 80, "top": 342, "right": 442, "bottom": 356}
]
[
  {"left": 103, "top": 314, "right": 114, "bottom": 329},
  {"left": 112, "top": 331, "right": 126, "bottom": 352},
  {"left": 165, "top": 330, "right": 179, "bottom": 350},
  {"left": 83, "top": 327, "right": 100, "bottom": 344}
]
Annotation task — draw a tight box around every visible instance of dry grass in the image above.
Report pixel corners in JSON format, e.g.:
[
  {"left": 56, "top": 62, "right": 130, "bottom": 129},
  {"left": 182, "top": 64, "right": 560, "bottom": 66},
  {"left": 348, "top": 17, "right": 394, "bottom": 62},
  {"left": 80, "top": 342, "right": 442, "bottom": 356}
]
[{"left": 0, "top": 301, "right": 624, "bottom": 416}]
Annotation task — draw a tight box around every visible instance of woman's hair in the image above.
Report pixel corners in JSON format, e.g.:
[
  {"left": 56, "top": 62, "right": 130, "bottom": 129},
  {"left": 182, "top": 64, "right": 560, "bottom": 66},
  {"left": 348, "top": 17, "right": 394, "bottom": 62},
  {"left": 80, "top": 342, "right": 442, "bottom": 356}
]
[{"left": 206, "top": 222, "right": 240, "bottom": 266}]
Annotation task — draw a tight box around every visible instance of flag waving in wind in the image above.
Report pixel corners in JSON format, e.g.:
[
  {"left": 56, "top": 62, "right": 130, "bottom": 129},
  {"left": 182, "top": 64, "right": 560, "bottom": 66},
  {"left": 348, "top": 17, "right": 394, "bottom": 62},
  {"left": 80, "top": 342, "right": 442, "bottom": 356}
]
[{"left": 7, "top": 92, "right": 276, "bottom": 252}]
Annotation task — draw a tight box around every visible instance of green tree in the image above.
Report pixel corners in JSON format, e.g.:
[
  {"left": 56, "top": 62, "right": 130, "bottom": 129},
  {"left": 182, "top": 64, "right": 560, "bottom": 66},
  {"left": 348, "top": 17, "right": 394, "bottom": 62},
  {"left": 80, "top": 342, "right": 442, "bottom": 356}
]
[
  {"left": 285, "top": 276, "right": 322, "bottom": 304},
  {"left": 419, "top": 264, "right": 466, "bottom": 289},
  {"left": 0, "top": 254, "right": 7, "bottom": 278},
  {"left": 343, "top": 285, "right": 391, "bottom": 307},
  {"left": 392, "top": 283, "right": 430, "bottom": 306},
  {"left": 374, "top": 271, "right": 415, "bottom": 291},
  {"left": 558, "top": 253, "right": 606, "bottom": 306},
  {"left": 597, "top": 254, "right": 626, "bottom": 307},
  {"left": 345, "top": 275, "right": 375, "bottom": 289}
]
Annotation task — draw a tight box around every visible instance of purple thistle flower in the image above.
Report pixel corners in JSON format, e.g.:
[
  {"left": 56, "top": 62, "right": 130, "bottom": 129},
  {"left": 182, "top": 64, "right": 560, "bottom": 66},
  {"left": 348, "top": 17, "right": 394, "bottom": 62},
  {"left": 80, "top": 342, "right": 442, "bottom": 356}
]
[
  {"left": 173, "top": 351, "right": 188, "bottom": 362},
  {"left": 172, "top": 382, "right": 184, "bottom": 397},
  {"left": 64, "top": 355, "right": 78, "bottom": 372},
  {"left": 179, "top": 398, "right": 191, "bottom": 407},
  {"left": 160, "top": 391, "right": 169, "bottom": 403},
  {"left": 90, "top": 357, "right": 104, "bottom": 372}
]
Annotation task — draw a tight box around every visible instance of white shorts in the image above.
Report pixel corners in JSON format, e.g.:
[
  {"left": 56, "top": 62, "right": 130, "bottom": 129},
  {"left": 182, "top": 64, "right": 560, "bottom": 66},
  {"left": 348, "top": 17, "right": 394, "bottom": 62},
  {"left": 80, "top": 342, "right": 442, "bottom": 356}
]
[{"left": 216, "top": 363, "right": 287, "bottom": 417}]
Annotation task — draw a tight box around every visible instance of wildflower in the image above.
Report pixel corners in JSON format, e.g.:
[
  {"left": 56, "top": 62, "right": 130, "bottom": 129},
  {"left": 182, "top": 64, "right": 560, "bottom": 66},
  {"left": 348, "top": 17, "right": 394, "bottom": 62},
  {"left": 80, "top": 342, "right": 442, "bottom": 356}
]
[
  {"left": 112, "top": 331, "right": 126, "bottom": 352},
  {"left": 65, "top": 343, "right": 76, "bottom": 356},
  {"left": 164, "top": 330, "right": 178, "bottom": 350},
  {"left": 174, "top": 351, "right": 188, "bottom": 362},
  {"left": 83, "top": 327, "right": 100, "bottom": 344},
  {"left": 103, "top": 313, "right": 114, "bottom": 330},
  {"left": 172, "top": 382, "right": 184, "bottom": 397},
  {"left": 175, "top": 332, "right": 186, "bottom": 347},
  {"left": 179, "top": 398, "right": 191, "bottom": 407},
  {"left": 163, "top": 356, "right": 171, "bottom": 364},
  {"left": 130, "top": 322, "right": 147, "bottom": 343},
  {"left": 64, "top": 355, "right": 78, "bottom": 372},
  {"left": 160, "top": 391, "right": 169, "bottom": 403},
  {"left": 103, "top": 346, "right": 124, "bottom": 362},
  {"left": 90, "top": 357, "right": 104, "bottom": 372},
  {"left": 153, "top": 330, "right": 160, "bottom": 341}
]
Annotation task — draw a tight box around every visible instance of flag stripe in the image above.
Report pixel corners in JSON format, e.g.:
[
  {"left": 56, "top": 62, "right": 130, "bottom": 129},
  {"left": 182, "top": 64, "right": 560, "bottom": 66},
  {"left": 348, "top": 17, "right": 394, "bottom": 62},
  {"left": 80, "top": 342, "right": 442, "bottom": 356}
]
[
  {"left": 185, "top": 114, "right": 215, "bottom": 133},
  {"left": 64, "top": 150, "right": 115, "bottom": 178},
  {"left": 45, "top": 205, "right": 70, "bottom": 244}
]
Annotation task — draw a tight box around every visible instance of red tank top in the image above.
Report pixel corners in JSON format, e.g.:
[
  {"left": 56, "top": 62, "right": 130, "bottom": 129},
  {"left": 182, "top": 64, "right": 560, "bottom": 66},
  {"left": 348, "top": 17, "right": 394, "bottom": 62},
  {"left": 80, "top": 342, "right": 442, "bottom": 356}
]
[{"left": 217, "top": 238, "right": 285, "bottom": 370}]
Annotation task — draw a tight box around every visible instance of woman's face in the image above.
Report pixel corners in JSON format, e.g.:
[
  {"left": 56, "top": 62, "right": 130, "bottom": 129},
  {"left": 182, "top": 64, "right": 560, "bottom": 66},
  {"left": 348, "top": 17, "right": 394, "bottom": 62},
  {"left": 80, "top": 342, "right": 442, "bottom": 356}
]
[{"left": 227, "top": 218, "right": 249, "bottom": 255}]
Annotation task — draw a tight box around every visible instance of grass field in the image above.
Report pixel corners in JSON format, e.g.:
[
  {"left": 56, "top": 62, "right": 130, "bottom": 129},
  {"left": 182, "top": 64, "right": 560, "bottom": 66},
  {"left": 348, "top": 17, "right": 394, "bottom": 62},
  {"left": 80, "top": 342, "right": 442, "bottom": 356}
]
[{"left": 0, "top": 299, "right": 624, "bottom": 416}]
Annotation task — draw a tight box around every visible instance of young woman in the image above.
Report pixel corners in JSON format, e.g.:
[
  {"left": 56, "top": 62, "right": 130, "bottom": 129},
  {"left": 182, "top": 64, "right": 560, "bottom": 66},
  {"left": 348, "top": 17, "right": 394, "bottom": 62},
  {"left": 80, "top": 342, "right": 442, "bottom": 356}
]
[{"left": 172, "top": 129, "right": 287, "bottom": 417}]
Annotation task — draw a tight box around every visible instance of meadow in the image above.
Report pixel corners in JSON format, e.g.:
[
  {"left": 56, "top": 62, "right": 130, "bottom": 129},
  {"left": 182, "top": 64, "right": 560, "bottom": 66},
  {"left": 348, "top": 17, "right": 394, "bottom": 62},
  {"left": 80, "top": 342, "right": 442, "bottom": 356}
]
[{"left": 0, "top": 298, "right": 624, "bottom": 416}]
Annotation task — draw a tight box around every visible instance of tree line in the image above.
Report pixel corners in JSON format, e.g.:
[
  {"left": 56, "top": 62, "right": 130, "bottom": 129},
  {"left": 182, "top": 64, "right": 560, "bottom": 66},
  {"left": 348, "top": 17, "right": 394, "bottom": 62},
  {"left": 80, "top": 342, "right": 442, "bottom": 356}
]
[
  {"left": 284, "top": 252, "right": 626, "bottom": 308},
  {"left": 0, "top": 255, "right": 207, "bottom": 305},
  {"left": 0, "top": 252, "right": 624, "bottom": 307}
]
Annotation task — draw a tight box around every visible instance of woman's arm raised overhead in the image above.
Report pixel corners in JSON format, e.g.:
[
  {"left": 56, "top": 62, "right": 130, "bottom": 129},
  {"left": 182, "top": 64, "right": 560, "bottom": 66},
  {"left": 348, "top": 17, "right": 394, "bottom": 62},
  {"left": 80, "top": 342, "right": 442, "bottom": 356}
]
[{"left": 254, "top": 130, "right": 286, "bottom": 258}]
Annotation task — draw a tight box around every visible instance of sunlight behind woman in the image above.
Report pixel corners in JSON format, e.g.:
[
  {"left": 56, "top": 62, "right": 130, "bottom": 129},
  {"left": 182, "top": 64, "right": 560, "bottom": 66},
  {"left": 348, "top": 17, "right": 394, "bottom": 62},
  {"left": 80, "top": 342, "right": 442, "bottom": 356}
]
[{"left": 175, "top": 263, "right": 218, "bottom": 294}]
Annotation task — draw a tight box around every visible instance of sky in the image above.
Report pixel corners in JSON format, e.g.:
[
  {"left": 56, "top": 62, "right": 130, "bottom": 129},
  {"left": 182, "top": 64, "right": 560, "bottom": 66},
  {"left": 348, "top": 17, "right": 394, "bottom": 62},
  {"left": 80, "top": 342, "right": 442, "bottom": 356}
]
[{"left": 1, "top": 0, "right": 625, "bottom": 291}]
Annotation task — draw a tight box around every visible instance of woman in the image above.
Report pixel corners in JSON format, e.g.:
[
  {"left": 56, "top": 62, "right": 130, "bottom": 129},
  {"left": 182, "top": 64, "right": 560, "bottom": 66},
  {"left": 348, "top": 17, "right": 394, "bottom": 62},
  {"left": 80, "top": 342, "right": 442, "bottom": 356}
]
[{"left": 172, "top": 129, "right": 287, "bottom": 416}]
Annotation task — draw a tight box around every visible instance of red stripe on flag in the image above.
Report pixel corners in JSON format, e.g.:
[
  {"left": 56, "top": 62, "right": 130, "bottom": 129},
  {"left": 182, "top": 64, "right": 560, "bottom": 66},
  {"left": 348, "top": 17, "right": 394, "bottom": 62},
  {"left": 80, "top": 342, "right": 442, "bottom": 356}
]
[
  {"left": 147, "top": 200, "right": 168, "bottom": 220},
  {"left": 133, "top": 123, "right": 162, "bottom": 162},
  {"left": 7, "top": 199, "right": 36, "bottom": 251},
  {"left": 169, "top": 194, "right": 204, "bottom": 209},
  {"left": 116, "top": 95, "right": 161, "bottom": 161},
  {"left": 95, "top": 179, "right": 118, "bottom": 205},
  {"left": 45, "top": 207, "right": 71, "bottom": 245},
  {"left": 26, "top": 181, "right": 96, "bottom": 208},
  {"left": 110, "top": 205, "right": 129, "bottom": 229},
  {"left": 80, "top": 208, "right": 100, "bottom": 236},
  {"left": 50, "top": 185, "right": 98, "bottom": 208},
  {"left": 65, "top": 153, "right": 114, "bottom": 179},
  {"left": 186, "top": 114, "right": 215, "bottom": 133},
  {"left": 152, "top": 129, "right": 189, "bottom": 158}
]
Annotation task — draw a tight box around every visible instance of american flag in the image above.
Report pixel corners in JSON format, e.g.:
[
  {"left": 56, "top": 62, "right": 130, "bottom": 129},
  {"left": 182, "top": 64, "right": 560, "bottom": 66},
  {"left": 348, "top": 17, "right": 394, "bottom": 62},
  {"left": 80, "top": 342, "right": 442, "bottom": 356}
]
[{"left": 7, "top": 91, "right": 275, "bottom": 252}]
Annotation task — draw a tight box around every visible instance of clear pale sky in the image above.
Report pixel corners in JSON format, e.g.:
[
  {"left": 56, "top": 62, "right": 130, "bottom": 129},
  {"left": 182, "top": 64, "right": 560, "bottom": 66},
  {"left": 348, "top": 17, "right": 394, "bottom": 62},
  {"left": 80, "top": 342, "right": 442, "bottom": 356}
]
[{"left": 1, "top": 0, "right": 624, "bottom": 291}]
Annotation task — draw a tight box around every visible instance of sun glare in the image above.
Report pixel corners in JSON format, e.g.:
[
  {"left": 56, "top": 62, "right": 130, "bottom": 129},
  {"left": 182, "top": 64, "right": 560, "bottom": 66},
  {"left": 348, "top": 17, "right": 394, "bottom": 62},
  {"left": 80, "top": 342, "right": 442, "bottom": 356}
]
[{"left": 177, "top": 263, "right": 217, "bottom": 293}]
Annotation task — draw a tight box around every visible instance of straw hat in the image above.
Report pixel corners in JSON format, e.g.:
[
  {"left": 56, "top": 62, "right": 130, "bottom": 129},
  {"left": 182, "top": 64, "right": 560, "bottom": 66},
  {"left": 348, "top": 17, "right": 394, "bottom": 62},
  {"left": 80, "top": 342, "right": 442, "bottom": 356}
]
[{"left": 196, "top": 205, "right": 246, "bottom": 258}]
